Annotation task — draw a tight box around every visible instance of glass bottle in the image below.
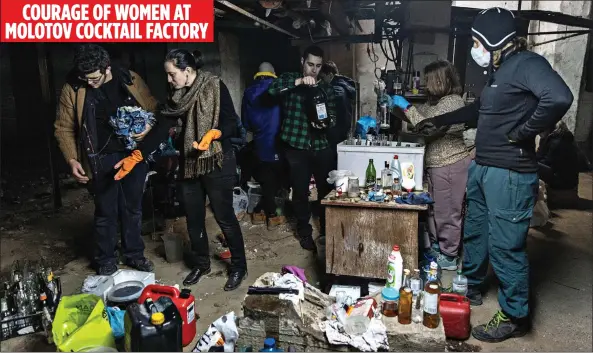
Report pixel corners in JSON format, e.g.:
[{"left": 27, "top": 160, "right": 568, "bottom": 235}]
[
  {"left": 398, "top": 287, "right": 413, "bottom": 325},
  {"left": 410, "top": 269, "right": 423, "bottom": 298},
  {"left": 381, "top": 161, "right": 392, "bottom": 189},
  {"left": 452, "top": 269, "right": 468, "bottom": 296},
  {"left": 365, "top": 159, "right": 376, "bottom": 189},
  {"left": 423, "top": 278, "right": 441, "bottom": 329},
  {"left": 402, "top": 269, "right": 410, "bottom": 289},
  {"left": 392, "top": 177, "right": 402, "bottom": 196}
]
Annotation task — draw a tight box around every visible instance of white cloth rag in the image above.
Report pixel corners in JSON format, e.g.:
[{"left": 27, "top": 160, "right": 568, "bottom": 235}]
[
  {"left": 273, "top": 273, "right": 305, "bottom": 307},
  {"left": 322, "top": 318, "right": 389, "bottom": 352},
  {"left": 81, "top": 275, "right": 109, "bottom": 293}
]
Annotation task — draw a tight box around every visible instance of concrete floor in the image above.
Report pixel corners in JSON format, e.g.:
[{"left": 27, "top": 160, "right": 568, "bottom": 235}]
[{"left": 1, "top": 174, "right": 591, "bottom": 352}]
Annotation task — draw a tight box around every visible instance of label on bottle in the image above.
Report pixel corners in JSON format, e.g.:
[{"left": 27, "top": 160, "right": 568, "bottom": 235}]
[
  {"left": 452, "top": 283, "right": 468, "bottom": 295},
  {"left": 187, "top": 302, "right": 195, "bottom": 323},
  {"left": 316, "top": 103, "right": 327, "bottom": 121},
  {"left": 386, "top": 263, "right": 396, "bottom": 287},
  {"left": 423, "top": 292, "right": 438, "bottom": 315}
]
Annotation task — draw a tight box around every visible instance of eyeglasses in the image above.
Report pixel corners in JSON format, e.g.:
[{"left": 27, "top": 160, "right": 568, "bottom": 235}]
[{"left": 79, "top": 73, "right": 105, "bottom": 83}]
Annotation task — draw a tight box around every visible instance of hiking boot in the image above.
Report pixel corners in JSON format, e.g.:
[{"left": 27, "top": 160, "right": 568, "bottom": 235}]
[
  {"left": 436, "top": 253, "right": 458, "bottom": 271},
  {"left": 97, "top": 263, "right": 118, "bottom": 276},
  {"left": 251, "top": 211, "right": 266, "bottom": 225},
  {"left": 424, "top": 243, "right": 440, "bottom": 260},
  {"left": 472, "top": 311, "right": 529, "bottom": 343},
  {"left": 125, "top": 258, "right": 154, "bottom": 272},
  {"left": 467, "top": 286, "right": 483, "bottom": 306},
  {"left": 267, "top": 215, "right": 286, "bottom": 231}
]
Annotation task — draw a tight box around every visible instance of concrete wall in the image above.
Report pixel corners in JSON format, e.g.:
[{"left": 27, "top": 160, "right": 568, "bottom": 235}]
[{"left": 353, "top": 1, "right": 452, "bottom": 116}]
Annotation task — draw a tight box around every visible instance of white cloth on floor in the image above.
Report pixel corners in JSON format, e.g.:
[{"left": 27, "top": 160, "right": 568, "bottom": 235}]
[
  {"left": 322, "top": 318, "right": 389, "bottom": 352},
  {"left": 81, "top": 275, "right": 109, "bottom": 293},
  {"left": 273, "top": 273, "right": 305, "bottom": 306}
]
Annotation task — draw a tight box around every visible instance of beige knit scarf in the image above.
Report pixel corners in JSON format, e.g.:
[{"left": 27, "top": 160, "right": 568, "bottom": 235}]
[{"left": 161, "top": 70, "right": 222, "bottom": 178}]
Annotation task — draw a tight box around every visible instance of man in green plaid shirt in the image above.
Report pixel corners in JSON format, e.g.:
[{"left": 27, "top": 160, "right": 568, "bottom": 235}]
[{"left": 268, "top": 46, "right": 337, "bottom": 251}]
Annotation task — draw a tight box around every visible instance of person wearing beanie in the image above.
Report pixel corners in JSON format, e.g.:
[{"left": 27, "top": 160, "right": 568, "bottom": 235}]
[
  {"left": 414, "top": 7, "right": 573, "bottom": 343},
  {"left": 241, "top": 62, "right": 287, "bottom": 230}
]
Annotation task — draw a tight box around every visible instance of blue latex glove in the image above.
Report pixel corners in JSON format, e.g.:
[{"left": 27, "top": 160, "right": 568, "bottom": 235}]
[{"left": 391, "top": 95, "right": 410, "bottom": 110}]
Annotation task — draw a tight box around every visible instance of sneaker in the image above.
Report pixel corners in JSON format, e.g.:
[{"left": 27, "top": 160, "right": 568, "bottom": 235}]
[
  {"left": 267, "top": 215, "right": 286, "bottom": 231},
  {"left": 125, "top": 258, "right": 154, "bottom": 272},
  {"left": 436, "top": 253, "right": 458, "bottom": 271},
  {"left": 424, "top": 243, "right": 440, "bottom": 259},
  {"left": 472, "top": 311, "right": 529, "bottom": 343},
  {"left": 467, "top": 286, "right": 483, "bottom": 306},
  {"left": 97, "top": 263, "right": 118, "bottom": 276},
  {"left": 251, "top": 211, "right": 266, "bottom": 225}
]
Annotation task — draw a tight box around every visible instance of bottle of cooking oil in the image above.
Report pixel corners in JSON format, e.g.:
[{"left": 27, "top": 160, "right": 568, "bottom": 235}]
[
  {"left": 398, "top": 286, "right": 413, "bottom": 325},
  {"left": 423, "top": 273, "right": 441, "bottom": 329}
]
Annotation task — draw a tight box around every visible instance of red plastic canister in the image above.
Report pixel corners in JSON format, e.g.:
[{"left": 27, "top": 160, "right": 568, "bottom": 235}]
[
  {"left": 439, "top": 293, "right": 471, "bottom": 340},
  {"left": 138, "top": 284, "right": 197, "bottom": 347}
]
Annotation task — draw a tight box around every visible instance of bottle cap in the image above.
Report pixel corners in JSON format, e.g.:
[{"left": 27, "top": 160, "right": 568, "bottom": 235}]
[
  {"left": 264, "top": 337, "right": 276, "bottom": 348},
  {"left": 151, "top": 312, "right": 165, "bottom": 325},
  {"left": 413, "top": 268, "right": 420, "bottom": 273},
  {"left": 39, "top": 293, "right": 47, "bottom": 301},
  {"left": 430, "top": 261, "right": 438, "bottom": 270},
  {"left": 403, "top": 269, "right": 410, "bottom": 275},
  {"left": 393, "top": 155, "right": 399, "bottom": 159},
  {"left": 392, "top": 245, "right": 400, "bottom": 251},
  {"left": 382, "top": 287, "right": 399, "bottom": 301},
  {"left": 457, "top": 269, "right": 462, "bottom": 275}
]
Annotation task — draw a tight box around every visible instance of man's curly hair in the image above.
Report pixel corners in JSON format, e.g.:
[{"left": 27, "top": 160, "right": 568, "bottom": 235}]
[{"left": 73, "top": 44, "right": 111, "bottom": 76}]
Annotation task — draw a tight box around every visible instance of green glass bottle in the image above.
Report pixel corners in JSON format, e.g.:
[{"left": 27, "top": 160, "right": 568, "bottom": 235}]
[{"left": 365, "top": 159, "right": 376, "bottom": 189}]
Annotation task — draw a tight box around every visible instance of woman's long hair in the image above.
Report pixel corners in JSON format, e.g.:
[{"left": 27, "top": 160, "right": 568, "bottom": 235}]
[{"left": 423, "top": 60, "right": 463, "bottom": 103}]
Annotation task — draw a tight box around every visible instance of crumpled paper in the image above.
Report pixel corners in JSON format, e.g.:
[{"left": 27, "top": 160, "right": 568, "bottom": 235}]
[{"left": 321, "top": 318, "right": 389, "bottom": 352}]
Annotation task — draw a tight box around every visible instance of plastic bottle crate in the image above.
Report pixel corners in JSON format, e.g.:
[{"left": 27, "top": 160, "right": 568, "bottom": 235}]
[{"left": 1, "top": 312, "right": 43, "bottom": 341}]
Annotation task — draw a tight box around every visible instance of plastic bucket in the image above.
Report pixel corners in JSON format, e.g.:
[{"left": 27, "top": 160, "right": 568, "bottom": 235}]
[{"left": 162, "top": 235, "right": 184, "bottom": 263}]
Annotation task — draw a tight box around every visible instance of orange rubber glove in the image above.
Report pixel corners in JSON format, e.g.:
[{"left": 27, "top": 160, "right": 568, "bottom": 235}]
[
  {"left": 114, "top": 150, "right": 143, "bottom": 180},
  {"left": 192, "top": 129, "right": 222, "bottom": 151}
]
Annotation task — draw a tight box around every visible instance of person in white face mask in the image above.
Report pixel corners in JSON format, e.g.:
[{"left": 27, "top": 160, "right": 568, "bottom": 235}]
[{"left": 413, "top": 6, "right": 574, "bottom": 343}]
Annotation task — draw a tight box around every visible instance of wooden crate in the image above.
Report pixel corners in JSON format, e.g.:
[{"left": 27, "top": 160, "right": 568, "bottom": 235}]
[{"left": 322, "top": 196, "right": 427, "bottom": 279}]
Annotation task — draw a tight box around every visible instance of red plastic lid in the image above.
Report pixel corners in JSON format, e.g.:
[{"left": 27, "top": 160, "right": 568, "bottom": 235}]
[
  {"left": 392, "top": 245, "right": 400, "bottom": 251},
  {"left": 393, "top": 155, "right": 399, "bottom": 159}
]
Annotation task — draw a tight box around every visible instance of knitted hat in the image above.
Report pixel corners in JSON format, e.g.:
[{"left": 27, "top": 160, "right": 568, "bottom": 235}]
[{"left": 471, "top": 7, "right": 517, "bottom": 51}]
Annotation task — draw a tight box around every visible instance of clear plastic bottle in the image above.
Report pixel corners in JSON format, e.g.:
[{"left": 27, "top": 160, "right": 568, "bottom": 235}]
[
  {"left": 390, "top": 155, "right": 402, "bottom": 180},
  {"left": 386, "top": 245, "right": 404, "bottom": 289},
  {"left": 452, "top": 269, "right": 468, "bottom": 296}
]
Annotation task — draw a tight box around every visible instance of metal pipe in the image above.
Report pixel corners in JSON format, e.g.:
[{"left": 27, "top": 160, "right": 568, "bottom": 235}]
[
  {"left": 528, "top": 30, "right": 591, "bottom": 35},
  {"left": 531, "top": 32, "right": 588, "bottom": 48},
  {"left": 215, "top": 0, "right": 299, "bottom": 38}
]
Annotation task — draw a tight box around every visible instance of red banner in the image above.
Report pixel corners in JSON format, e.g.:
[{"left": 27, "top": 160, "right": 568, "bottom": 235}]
[{"left": 1, "top": 0, "right": 214, "bottom": 42}]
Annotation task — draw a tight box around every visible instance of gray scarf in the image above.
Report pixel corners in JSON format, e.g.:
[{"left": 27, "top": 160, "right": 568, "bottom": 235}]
[{"left": 162, "top": 70, "right": 222, "bottom": 178}]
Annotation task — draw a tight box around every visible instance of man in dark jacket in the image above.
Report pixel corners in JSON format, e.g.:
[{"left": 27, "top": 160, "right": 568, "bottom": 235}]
[
  {"left": 55, "top": 44, "right": 163, "bottom": 275},
  {"left": 320, "top": 61, "right": 356, "bottom": 167},
  {"left": 415, "top": 7, "right": 573, "bottom": 343},
  {"left": 241, "top": 62, "right": 286, "bottom": 230}
]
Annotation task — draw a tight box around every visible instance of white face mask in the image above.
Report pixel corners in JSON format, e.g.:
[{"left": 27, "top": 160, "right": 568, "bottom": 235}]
[{"left": 471, "top": 42, "right": 491, "bottom": 67}]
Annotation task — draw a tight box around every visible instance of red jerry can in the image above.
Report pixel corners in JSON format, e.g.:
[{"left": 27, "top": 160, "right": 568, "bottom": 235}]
[
  {"left": 439, "top": 293, "right": 471, "bottom": 340},
  {"left": 138, "top": 284, "right": 197, "bottom": 347}
]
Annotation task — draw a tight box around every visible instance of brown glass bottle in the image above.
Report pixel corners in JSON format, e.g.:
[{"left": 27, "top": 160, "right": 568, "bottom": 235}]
[
  {"left": 422, "top": 282, "right": 441, "bottom": 329},
  {"left": 398, "top": 287, "right": 413, "bottom": 325}
]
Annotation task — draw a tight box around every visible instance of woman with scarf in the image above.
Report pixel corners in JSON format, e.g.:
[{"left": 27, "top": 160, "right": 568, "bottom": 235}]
[
  {"left": 161, "top": 49, "right": 247, "bottom": 291},
  {"left": 415, "top": 7, "right": 573, "bottom": 343}
]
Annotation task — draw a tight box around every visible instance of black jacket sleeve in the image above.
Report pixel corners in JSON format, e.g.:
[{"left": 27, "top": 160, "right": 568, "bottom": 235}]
[
  {"left": 139, "top": 110, "right": 175, "bottom": 158},
  {"left": 218, "top": 80, "right": 238, "bottom": 140},
  {"left": 431, "top": 99, "right": 480, "bottom": 128},
  {"left": 511, "top": 56, "right": 574, "bottom": 142}
]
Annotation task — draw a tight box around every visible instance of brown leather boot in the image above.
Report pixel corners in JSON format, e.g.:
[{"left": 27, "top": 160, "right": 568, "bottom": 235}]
[
  {"left": 267, "top": 215, "right": 287, "bottom": 230},
  {"left": 251, "top": 211, "right": 266, "bottom": 225}
]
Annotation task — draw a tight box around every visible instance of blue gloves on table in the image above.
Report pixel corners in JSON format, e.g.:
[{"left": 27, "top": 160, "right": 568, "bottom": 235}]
[
  {"left": 395, "top": 192, "right": 434, "bottom": 205},
  {"left": 390, "top": 95, "right": 411, "bottom": 110}
]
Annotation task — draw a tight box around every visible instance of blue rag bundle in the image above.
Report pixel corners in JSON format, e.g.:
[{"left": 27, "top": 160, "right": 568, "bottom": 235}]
[
  {"left": 395, "top": 192, "right": 434, "bottom": 205},
  {"left": 109, "top": 106, "right": 156, "bottom": 150}
]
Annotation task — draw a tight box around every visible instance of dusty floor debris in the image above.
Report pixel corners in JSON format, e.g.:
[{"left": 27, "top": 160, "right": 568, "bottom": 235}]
[{"left": 1, "top": 174, "right": 592, "bottom": 352}]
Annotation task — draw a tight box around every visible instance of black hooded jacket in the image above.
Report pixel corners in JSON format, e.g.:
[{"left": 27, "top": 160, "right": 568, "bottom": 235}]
[{"left": 327, "top": 75, "right": 356, "bottom": 145}]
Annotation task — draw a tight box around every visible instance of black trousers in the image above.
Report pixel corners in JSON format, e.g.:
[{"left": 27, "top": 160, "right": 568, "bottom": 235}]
[
  {"left": 253, "top": 160, "right": 284, "bottom": 217},
  {"left": 284, "top": 145, "right": 334, "bottom": 239},
  {"left": 91, "top": 152, "right": 148, "bottom": 266},
  {"left": 177, "top": 150, "right": 247, "bottom": 272}
]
